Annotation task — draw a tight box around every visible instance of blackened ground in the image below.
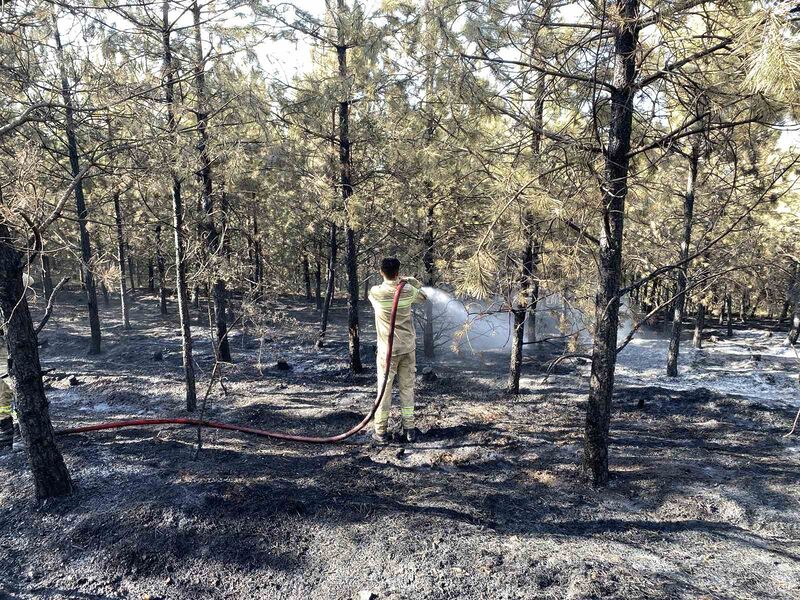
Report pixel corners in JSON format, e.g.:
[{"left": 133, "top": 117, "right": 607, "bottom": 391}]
[{"left": 1, "top": 290, "right": 799, "bottom": 599}]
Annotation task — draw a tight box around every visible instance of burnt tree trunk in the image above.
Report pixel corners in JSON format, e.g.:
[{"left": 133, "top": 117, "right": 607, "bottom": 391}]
[
  {"left": 509, "top": 74, "right": 546, "bottom": 391},
  {"left": 667, "top": 138, "right": 700, "bottom": 377},
  {"left": 155, "top": 224, "right": 168, "bottom": 315},
  {"left": 0, "top": 222, "right": 72, "bottom": 499},
  {"left": 315, "top": 240, "right": 322, "bottom": 311},
  {"left": 163, "top": 0, "right": 196, "bottom": 411},
  {"left": 127, "top": 245, "right": 136, "bottom": 293},
  {"left": 192, "top": 1, "right": 230, "bottom": 363},
  {"left": 317, "top": 223, "right": 337, "bottom": 348},
  {"left": 96, "top": 242, "right": 110, "bottom": 307},
  {"left": 303, "top": 254, "right": 312, "bottom": 301},
  {"left": 725, "top": 293, "right": 733, "bottom": 337},
  {"left": 526, "top": 242, "right": 541, "bottom": 344},
  {"left": 53, "top": 16, "right": 102, "bottom": 354},
  {"left": 787, "top": 275, "right": 800, "bottom": 344},
  {"left": 583, "top": 0, "right": 639, "bottom": 486},
  {"left": 148, "top": 257, "right": 155, "bottom": 292},
  {"left": 40, "top": 254, "right": 54, "bottom": 301},
  {"left": 113, "top": 192, "right": 131, "bottom": 330},
  {"left": 693, "top": 302, "right": 705, "bottom": 349},
  {"left": 508, "top": 216, "right": 535, "bottom": 394},
  {"left": 779, "top": 262, "right": 797, "bottom": 324},
  {"left": 335, "top": 8, "right": 362, "bottom": 374}
]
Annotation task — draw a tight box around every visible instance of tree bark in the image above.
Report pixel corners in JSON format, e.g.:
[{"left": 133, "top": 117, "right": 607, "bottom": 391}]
[
  {"left": 725, "top": 293, "right": 733, "bottom": 337},
  {"left": 335, "top": 3, "right": 362, "bottom": 373},
  {"left": 113, "top": 192, "right": 131, "bottom": 330},
  {"left": 787, "top": 274, "right": 800, "bottom": 344},
  {"left": 525, "top": 244, "right": 541, "bottom": 344},
  {"left": 788, "top": 311, "right": 800, "bottom": 345},
  {"left": 127, "top": 244, "right": 136, "bottom": 293},
  {"left": 667, "top": 139, "right": 699, "bottom": 377},
  {"left": 317, "top": 223, "right": 337, "bottom": 348},
  {"left": 303, "top": 254, "right": 312, "bottom": 301},
  {"left": 148, "top": 257, "right": 155, "bottom": 292},
  {"left": 0, "top": 222, "right": 72, "bottom": 499},
  {"left": 779, "top": 262, "right": 797, "bottom": 324},
  {"left": 191, "top": 1, "right": 230, "bottom": 363},
  {"left": 163, "top": 0, "right": 196, "bottom": 411},
  {"left": 315, "top": 240, "right": 322, "bottom": 311},
  {"left": 508, "top": 217, "right": 535, "bottom": 393},
  {"left": 583, "top": 0, "right": 639, "bottom": 486},
  {"left": 509, "top": 72, "right": 545, "bottom": 390},
  {"left": 155, "top": 224, "right": 168, "bottom": 315},
  {"left": 692, "top": 302, "right": 705, "bottom": 349},
  {"left": 53, "top": 15, "right": 102, "bottom": 355},
  {"left": 40, "top": 254, "right": 54, "bottom": 301},
  {"left": 252, "top": 207, "right": 263, "bottom": 292}
]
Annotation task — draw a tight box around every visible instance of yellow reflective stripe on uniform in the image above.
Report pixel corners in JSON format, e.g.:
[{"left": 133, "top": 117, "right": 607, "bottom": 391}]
[{"left": 0, "top": 406, "right": 12, "bottom": 415}]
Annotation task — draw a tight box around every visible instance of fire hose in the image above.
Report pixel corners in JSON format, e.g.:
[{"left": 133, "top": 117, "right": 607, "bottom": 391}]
[{"left": 55, "top": 281, "right": 407, "bottom": 443}]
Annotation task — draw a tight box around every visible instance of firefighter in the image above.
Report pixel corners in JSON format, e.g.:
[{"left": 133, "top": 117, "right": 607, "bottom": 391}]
[
  {"left": 0, "top": 328, "right": 12, "bottom": 450},
  {"left": 368, "top": 257, "right": 428, "bottom": 444}
]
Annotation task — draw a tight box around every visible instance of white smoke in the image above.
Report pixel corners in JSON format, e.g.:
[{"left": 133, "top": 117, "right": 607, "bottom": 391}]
[{"left": 419, "top": 286, "right": 595, "bottom": 356}]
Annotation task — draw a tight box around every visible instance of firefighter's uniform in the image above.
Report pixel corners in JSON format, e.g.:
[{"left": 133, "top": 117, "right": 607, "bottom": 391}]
[
  {"left": 368, "top": 276, "right": 427, "bottom": 436},
  {"left": 0, "top": 334, "right": 13, "bottom": 448}
]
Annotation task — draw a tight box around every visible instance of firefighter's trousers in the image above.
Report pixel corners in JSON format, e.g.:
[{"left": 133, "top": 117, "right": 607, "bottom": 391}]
[{"left": 374, "top": 351, "right": 416, "bottom": 434}]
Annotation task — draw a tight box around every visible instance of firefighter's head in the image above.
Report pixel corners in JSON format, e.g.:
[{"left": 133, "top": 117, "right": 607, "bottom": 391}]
[{"left": 380, "top": 257, "right": 401, "bottom": 280}]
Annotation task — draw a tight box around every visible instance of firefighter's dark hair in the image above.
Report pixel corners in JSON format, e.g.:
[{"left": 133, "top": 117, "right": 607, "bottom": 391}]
[{"left": 380, "top": 257, "right": 401, "bottom": 279}]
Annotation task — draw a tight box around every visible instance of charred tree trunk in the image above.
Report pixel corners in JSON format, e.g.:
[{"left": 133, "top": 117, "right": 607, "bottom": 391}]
[
  {"left": 40, "top": 254, "right": 54, "bottom": 301},
  {"left": 509, "top": 74, "right": 545, "bottom": 390},
  {"left": 693, "top": 303, "right": 705, "bottom": 349},
  {"left": 95, "top": 242, "right": 110, "bottom": 307},
  {"left": 583, "top": 0, "right": 639, "bottom": 486},
  {"left": 303, "top": 254, "right": 312, "bottom": 301},
  {"left": 725, "top": 293, "right": 733, "bottom": 337},
  {"left": 779, "top": 262, "right": 797, "bottom": 324},
  {"left": 739, "top": 290, "right": 748, "bottom": 323},
  {"left": 526, "top": 244, "right": 541, "bottom": 344},
  {"left": 127, "top": 245, "right": 136, "bottom": 293},
  {"left": 667, "top": 140, "right": 699, "bottom": 377},
  {"left": 789, "top": 311, "right": 800, "bottom": 345},
  {"left": 787, "top": 275, "right": 800, "bottom": 344},
  {"left": 163, "top": 1, "right": 196, "bottom": 411},
  {"left": 335, "top": 10, "right": 362, "bottom": 374},
  {"left": 317, "top": 223, "right": 337, "bottom": 348},
  {"left": 155, "top": 224, "right": 168, "bottom": 315},
  {"left": 148, "top": 257, "right": 155, "bottom": 292},
  {"left": 315, "top": 241, "right": 322, "bottom": 311},
  {"left": 53, "top": 16, "right": 101, "bottom": 354},
  {"left": 508, "top": 217, "right": 535, "bottom": 394},
  {"left": 113, "top": 192, "right": 131, "bottom": 330},
  {"left": 0, "top": 222, "right": 72, "bottom": 499},
  {"left": 192, "top": 1, "right": 230, "bottom": 363}
]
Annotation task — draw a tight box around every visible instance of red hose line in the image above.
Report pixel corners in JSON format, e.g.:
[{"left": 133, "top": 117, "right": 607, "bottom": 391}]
[{"left": 56, "top": 281, "right": 407, "bottom": 444}]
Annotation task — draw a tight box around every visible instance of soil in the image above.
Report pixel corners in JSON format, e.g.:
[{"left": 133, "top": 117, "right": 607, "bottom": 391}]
[{"left": 1, "top": 291, "right": 799, "bottom": 599}]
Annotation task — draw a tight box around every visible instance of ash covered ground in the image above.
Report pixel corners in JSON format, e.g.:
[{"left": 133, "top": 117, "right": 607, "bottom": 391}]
[{"left": 1, "top": 291, "right": 799, "bottom": 600}]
